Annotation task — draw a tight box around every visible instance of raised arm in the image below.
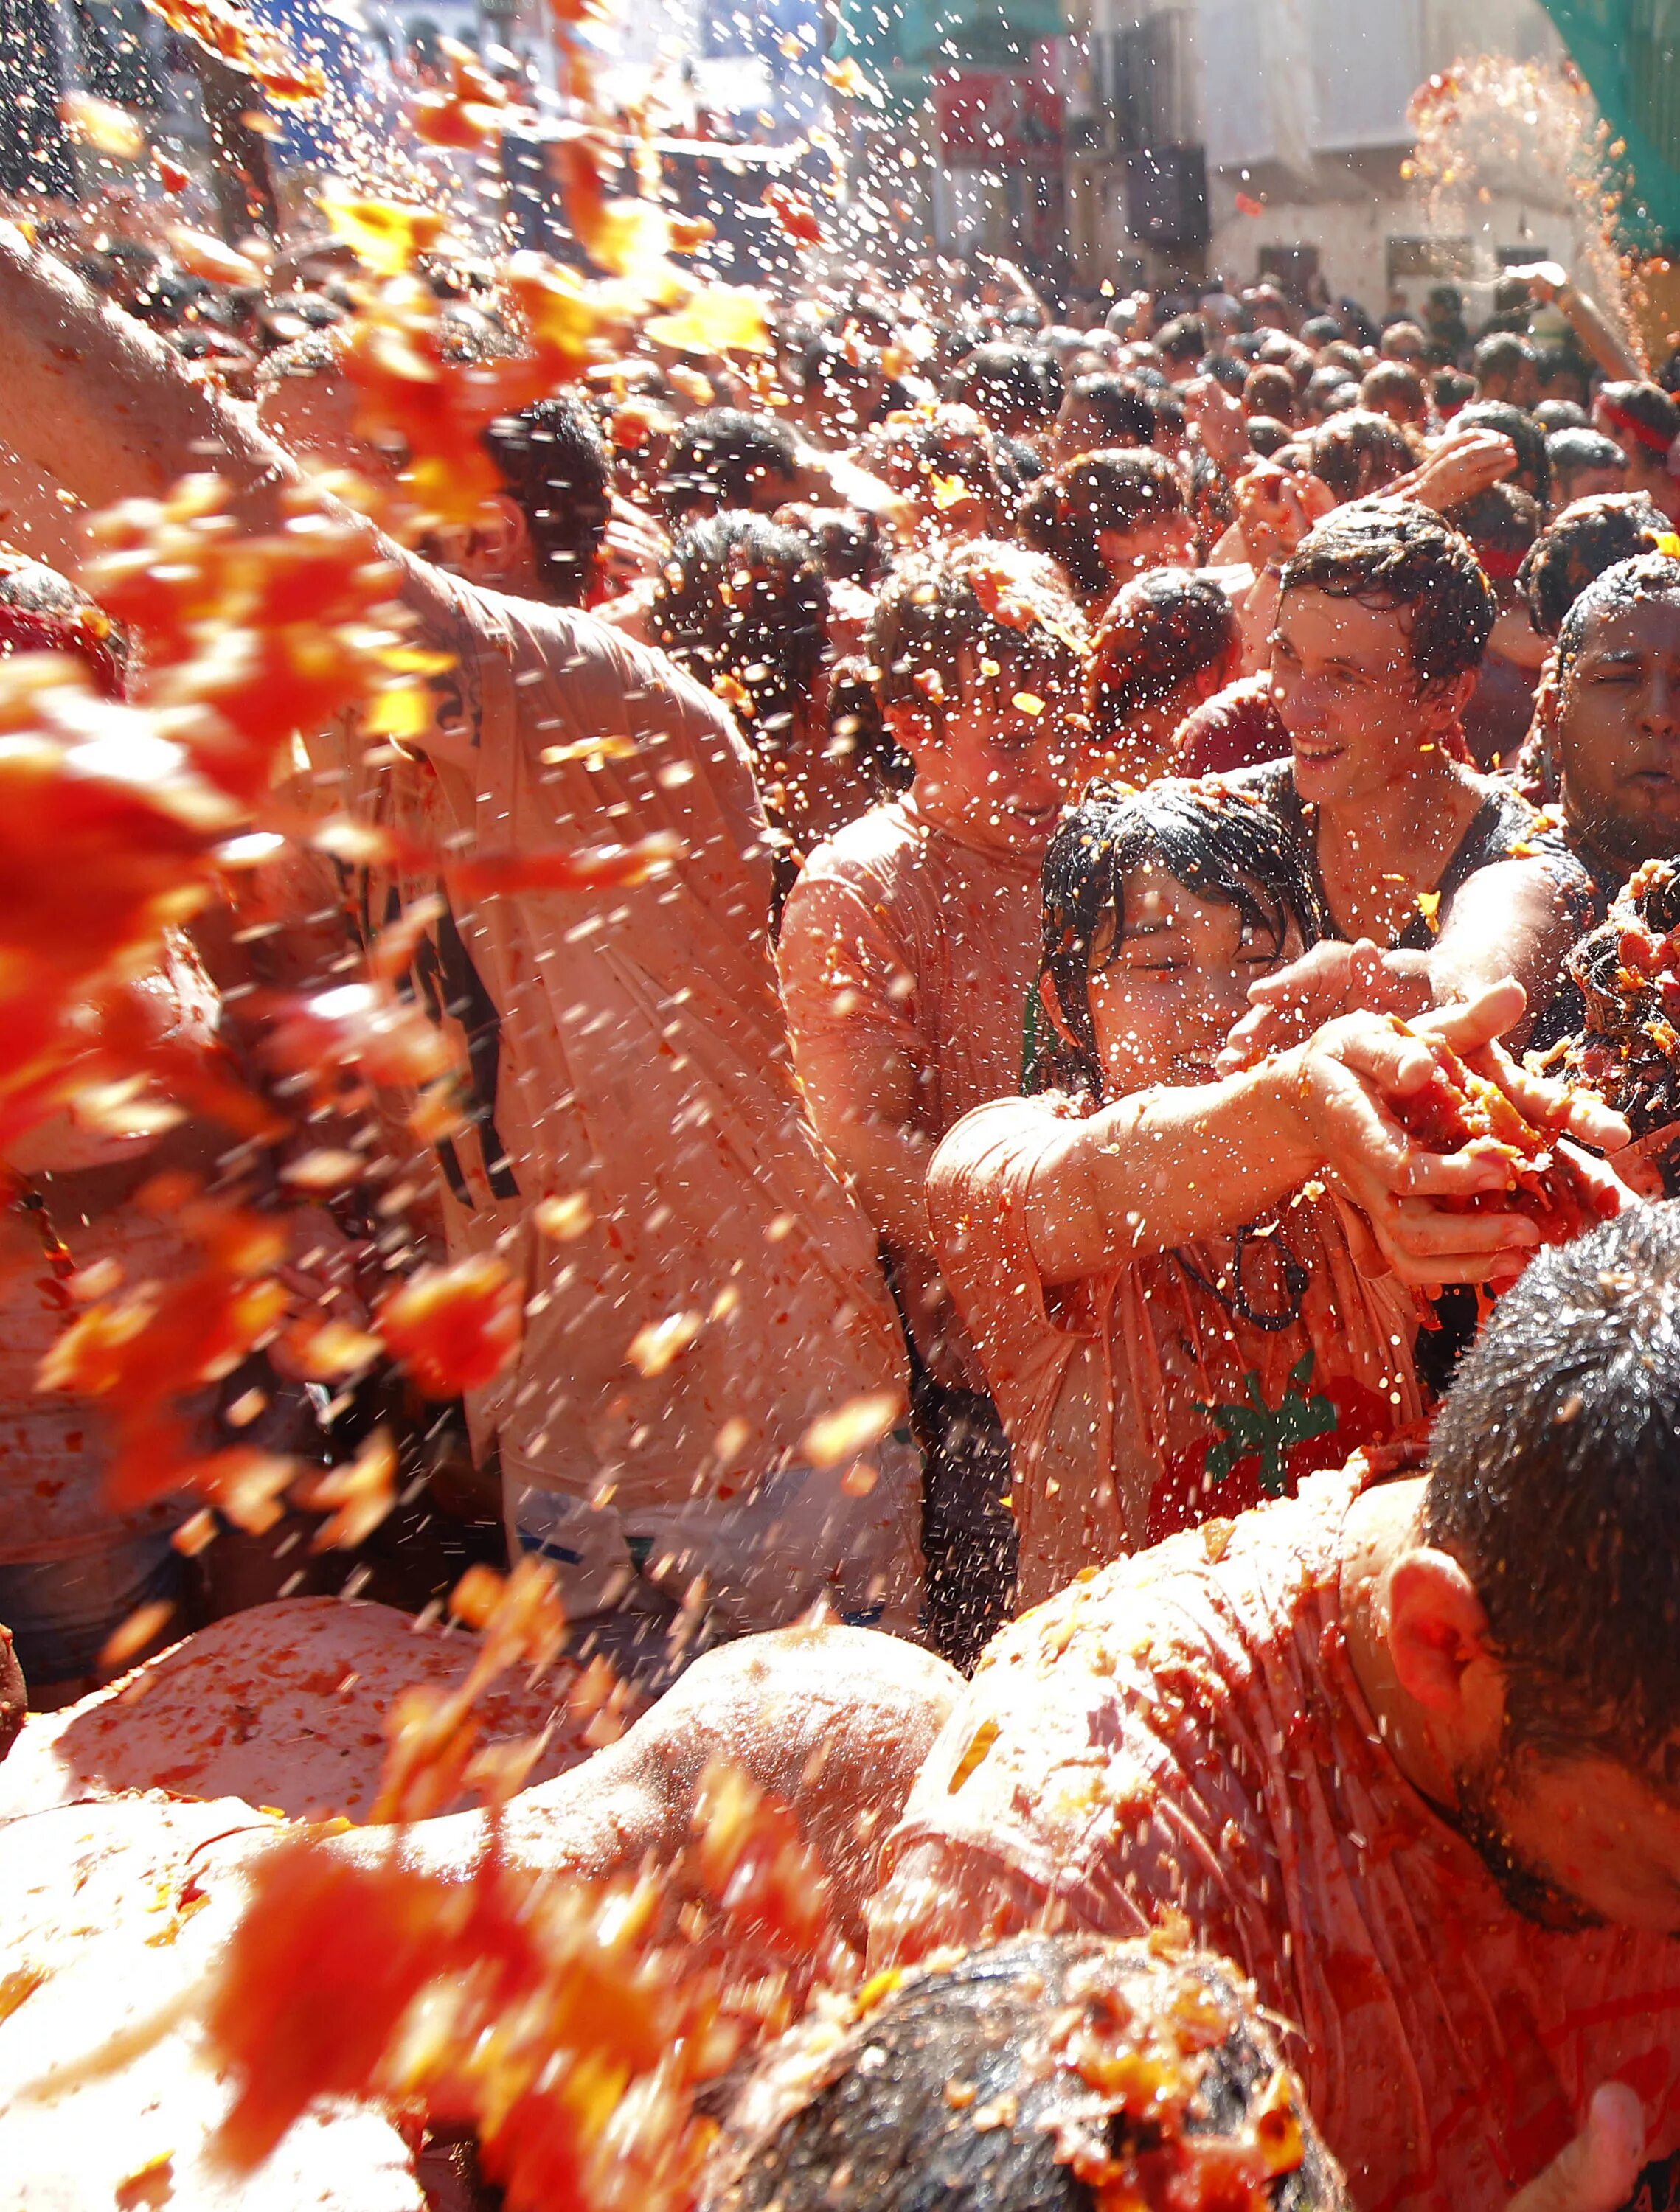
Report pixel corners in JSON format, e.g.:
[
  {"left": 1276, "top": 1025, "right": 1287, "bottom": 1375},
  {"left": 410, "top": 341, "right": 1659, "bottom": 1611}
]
[{"left": 1007, "top": 991, "right": 1572, "bottom": 1289}]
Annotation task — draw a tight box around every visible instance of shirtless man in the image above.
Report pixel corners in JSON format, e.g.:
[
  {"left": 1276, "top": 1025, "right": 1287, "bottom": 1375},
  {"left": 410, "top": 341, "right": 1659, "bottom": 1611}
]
[{"left": 0, "top": 226, "right": 917, "bottom": 1649}]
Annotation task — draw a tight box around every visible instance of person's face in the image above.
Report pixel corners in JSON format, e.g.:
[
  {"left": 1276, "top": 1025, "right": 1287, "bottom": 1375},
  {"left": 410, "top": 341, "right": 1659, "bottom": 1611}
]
[
  {"left": 1084, "top": 860, "right": 1301, "bottom": 1094},
  {"left": 1453, "top": 1735, "right": 1680, "bottom": 1936},
  {"left": 1269, "top": 587, "right": 1457, "bottom": 807},
  {"left": 896, "top": 657, "right": 1086, "bottom": 856},
  {"left": 1097, "top": 511, "right": 1198, "bottom": 588},
  {"left": 1555, "top": 593, "right": 1680, "bottom": 864}
]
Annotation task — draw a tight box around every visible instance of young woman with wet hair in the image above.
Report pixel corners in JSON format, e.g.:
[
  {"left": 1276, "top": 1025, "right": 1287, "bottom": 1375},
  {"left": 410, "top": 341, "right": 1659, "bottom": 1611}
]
[{"left": 924, "top": 777, "right": 1563, "bottom": 1604}]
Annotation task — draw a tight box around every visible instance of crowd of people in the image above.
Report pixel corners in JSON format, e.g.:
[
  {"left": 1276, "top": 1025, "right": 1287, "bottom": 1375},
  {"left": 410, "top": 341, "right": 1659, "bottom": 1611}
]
[{"left": 7, "top": 138, "right": 1680, "bottom": 2212}]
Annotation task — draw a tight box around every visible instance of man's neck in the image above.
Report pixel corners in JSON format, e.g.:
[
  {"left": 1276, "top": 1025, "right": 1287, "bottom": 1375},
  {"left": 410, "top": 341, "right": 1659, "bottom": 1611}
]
[{"left": 1339, "top": 1476, "right": 1462, "bottom": 1812}]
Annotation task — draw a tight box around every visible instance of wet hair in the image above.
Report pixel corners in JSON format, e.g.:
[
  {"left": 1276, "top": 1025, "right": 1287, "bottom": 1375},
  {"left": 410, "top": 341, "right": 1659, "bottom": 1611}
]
[
  {"left": 941, "top": 344, "right": 1059, "bottom": 434},
  {"left": 1301, "top": 410, "right": 1417, "bottom": 503},
  {"left": 1063, "top": 374, "right": 1156, "bottom": 448},
  {"left": 1018, "top": 450, "right": 1188, "bottom": 601},
  {"left": 662, "top": 408, "right": 800, "bottom": 521},
  {"left": 1300, "top": 314, "right": 1344, "bottom": 349},
  {"left": 1087, "top": 568, "right": 1238, "bottom": 739},
  {"left": 1302, "top": 367, "right": 1357, "bottom": 424},
  {"left": 1534, "top": 400, "right": 1590, "bottom": 434},
  {"left": 0, "top": 556, "right": 127, "bottom": 697},
  {"left": 1442, "top": 481, "right": 1541, "bottom": 587},
  {"left": 1547, "top": 428, "right": 1628, "bottom": 500},
  {"left": 652, "top": 512, "right": 828, "bottom": 737},
  {"left": 1154, "top": 312, "right": 1207, "bottom": 367},
  {"left": 481, "top": 396, "right": 610, "bottom": 607},
  {"left": 1358, "top": 361, "right": 1428, "bottom": 423},
  {"left": 774, "top": 502, "right": 881, "bottom": 585},
  {"left": 1257, "top": 333, "right": 1315, "bottom": 388},
  {"left": 1559, "top": 860, "right": 1680, "bottom": 1138},
  {"left": 1555, "top": 550, "right": 1680, "bottom": 691},
  {"left": 1248, "top": 415, "right": 1294, "bottom": 458},
  {"left": 1434, "top": 367, "right": 1476, "bottom": 417},
  {"left": 861, "top": 407, "right": 1007, "bottom": 525},
  {"left": 867, "top": 538, "right": 1086, "bottom": 719},
  {"left": 1518, "top": 493, "right": 1670, "bottom": 638},
  {"left": 1456, "top": 401, "right": 1550, "bottom": 504},
  {"left": 828, "top": 655, "right": 911, "bottom": 796},
  {"left": 1472, "top": 331, "right": 1537, "bottom": 391},
  {"left": 1422, "top": 1203, "right": 1680, "bottom": 1770},
  {"left": 1035, "top": 779, "right": 1325, "bottom": 1097},
  {"left": 1596, "top": 380, "right": 1680, "bottom": 462},
  {"left": 1281, "top": 499, "right": 1496, "bottom": 689},
  {"left": 1243, "top": 364, "right": 1296, "bottom": 421},
  {"left": 704, "top": 1933, "right": 1349, "bottom": 2212}
]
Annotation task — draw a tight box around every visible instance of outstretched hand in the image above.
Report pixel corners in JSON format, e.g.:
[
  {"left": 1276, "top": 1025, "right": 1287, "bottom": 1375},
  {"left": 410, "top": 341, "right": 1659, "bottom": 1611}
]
[
  {"left": 1221, "top": 939, "right": 1431, "bottom": 1073},
  {"left": 1288, "top": 983, "right": 1632, "bottom": 1287}
]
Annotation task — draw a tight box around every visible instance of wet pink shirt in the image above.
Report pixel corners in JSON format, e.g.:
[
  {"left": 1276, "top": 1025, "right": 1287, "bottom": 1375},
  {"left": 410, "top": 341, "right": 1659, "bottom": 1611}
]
[{"left": 876, "top": 1464, "right": 1680, "bottom": 2212}]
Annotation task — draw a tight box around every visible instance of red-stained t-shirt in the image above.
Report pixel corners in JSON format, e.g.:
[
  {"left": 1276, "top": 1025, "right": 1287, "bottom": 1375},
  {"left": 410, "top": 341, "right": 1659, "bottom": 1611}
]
[
  {"left": 928, "top": 1095, "right": 1422, "bottom": 1605},
  {"left": 873, "top": 1464, "right": 1680, "bottom": 2212},
  {"left": 1173, "top": 673, "right": 1290, "bottom": 779}
]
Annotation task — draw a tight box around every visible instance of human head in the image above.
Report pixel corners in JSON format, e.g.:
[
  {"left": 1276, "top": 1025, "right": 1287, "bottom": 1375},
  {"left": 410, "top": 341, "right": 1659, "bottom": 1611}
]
[
  {"left": 1300, "top": 411, "right": 1417, "bottom": 506},
  {"left": 1442, "top": 482, "right": 1541, "bottom": 608},
  {"left": 704, "top": 1933, "right": 1348, "bottom": 2212},
  {"left": 1547, "top": 428, "right": 1628, "bottom": 509},
  {"left": 1380, "top": 319, "right": 1428, "bottom": 366},
  {"left": 1358, "top": 361, "right": 1429, "bottom": 432},
  {"left": 1052, "top": 375, "right": 1156, "bottom": 465},
  {"left": 1549, "top": 552, "right": 1680, "bottom": 869},
  {"left": 861, "top": 407, "right": 1007, "bottom": 538},
  {"left": 1534, "top": 399, "right": 1589, "bottom": 435},
  {"left": 652, "top": 512, "right": 830, "bottom": 819},
  {"left": 1086, "top": 567, "right": 1240, "bottom": 782},
  {"left": 941, "top": 344, "right": 1060, "bottom": 443},
  {"left": 1302, "top": 368, "right": 1358, "bottom": 425},
  {"left": 1456, "top": 401, "right": 1550, "bottom": 505},
  {"left": 1243, "top": 364, "right": 1297, "bottom": 423},
  {"left": 801, "top": 332, "right": 886, "bottom": 445},
  {"left": 1247, "top": 416, "right": 1294, "bottom": 459},
  {"left": 662, "top": 409, "right": 801, "bottom": 524},
  {"left": 1018, "top": 450, "right": 1194, "bottom": 605},
  {"left": 1271, "top": 501, "right": 1494, "bottom": 807},
  {"left": 478, "top": 396, "right": 611, "bottom": 607},
  {"left": 1036, "top": 778, "right": 1323, "bottom": 1098},
  {"left": 867, "top": 540, "right": 1089, "bottom": 857},
  {"left": 1518, "top": 493, "right": 1669, "bottom": 639},
  {"left": 1415, "top": 1205, "right": 1680, "bottom": 1932},
  {"left": 1153, "top": 312, "right": 1208, "bottom": 383},
  {"left": 0, "top": 555, "right": 126, "bottom": 698},
  {"left": 1432, "top": 367, "right": 1475, "bottom": 423},
  {"left": 1472, "top": 331, "right": 1541, "bottom": 410},
  {"left": 1593, "top": 383, "right": 1680, "bottom": 521}
]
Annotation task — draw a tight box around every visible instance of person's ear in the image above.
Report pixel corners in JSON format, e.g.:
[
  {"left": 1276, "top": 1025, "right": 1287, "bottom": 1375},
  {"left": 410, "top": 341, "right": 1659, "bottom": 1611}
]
[
  {"left": 475, "top": 492, "right": 532, "bottom": 574},
  {"left": 883, "top": 698, "right": 938, "bottom": 761},
  {"left": 1385, "top": 1547, "right": 1502, "bottom": 1733},
  {"left": 1421, "top": 663, "right": 1481, "bottom": 731}
]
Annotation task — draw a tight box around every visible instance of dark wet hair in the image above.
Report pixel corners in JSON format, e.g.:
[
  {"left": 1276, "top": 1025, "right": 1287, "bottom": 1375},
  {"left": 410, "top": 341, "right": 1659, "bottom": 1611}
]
[
  {"left": 1035, "top": 779, "right": 1325, "bottom": 1096},
  {"left": 0, "top": 557, "right": 127, "bottom": 697},
  {"left": 1519, "top": 494, "right": 1670, "bottom": 638},
  {"left": 1063, "top": 373, "right": 1156, "bottom": 448},
  {"left": 1597, "top": 380, "right": 1680, "bottom": 458},
  {"left": 662, "top": 408, "right": 800, "bottom": 521},
  {"left": 1358, "top": 361, "right": 1428, "bottom": 420},
  {"left": 1455, "top": 400, "right": 1550, "bottom": 504},
  {"left": 482, "top": 395, "right": 610, "bottom": 608},
  {"left": 1423, "top": 1204, "right": 1680, "bottom": 1768},
  {"left": 652, "top": 512, "right": 828, "bottom": 736},
  {"left": 1434, "top": 367, "right": 1476, "bottom": 415},
  {"left": 1154, "top": 311, "right": 1207, "bottom": 366},
  {"left": 867, "top": 539, "right": 1086, "bottom": 717},
  {"left": 1547, "top": 428, "right": 1628, "bottom": 495},
  {"left": 942, "top": 343, "right": 1060, "bottom": 433},
  {"left": 1534, "top": 400, "right": 1591, "bottom": 434},
  {"left": 1018, "top": 450, "right": 1187, "bottom": 600},
  {"left": 1472, "top": 331, "right": 1536, "bottom": 389},
  {"left": 1243, "top": 364, "right": 1297, "bottom": 420},
  {"left": 704, "top": 1933, "right": 1349, "bottom": 2212},
  {"left": 1442, "top": 481, "right": 1541, "bottom": 582},
  {"left": 1088, "top": 568, "right": 1237, "bottom": 738},
  {"left": 1555, "top": 550, "right": 1680, "bottom": 689},
  {"left": 1247, "top": 415, "right": 1294, "bottom": 459},
  {"left": 1280, "top": 499, "right": 1496, "bottom": 689},
  {"left": 1301, "top": 410, "right": 1416, "bottom": 503},
  {"left": 775, "top": 502, "right": 881, "bottom": 585}
]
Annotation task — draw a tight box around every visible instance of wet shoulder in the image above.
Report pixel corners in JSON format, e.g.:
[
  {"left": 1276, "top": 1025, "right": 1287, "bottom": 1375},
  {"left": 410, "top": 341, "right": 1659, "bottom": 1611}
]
[{"left": 788, "top": 797, "right": 925, "bottom": 897}]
